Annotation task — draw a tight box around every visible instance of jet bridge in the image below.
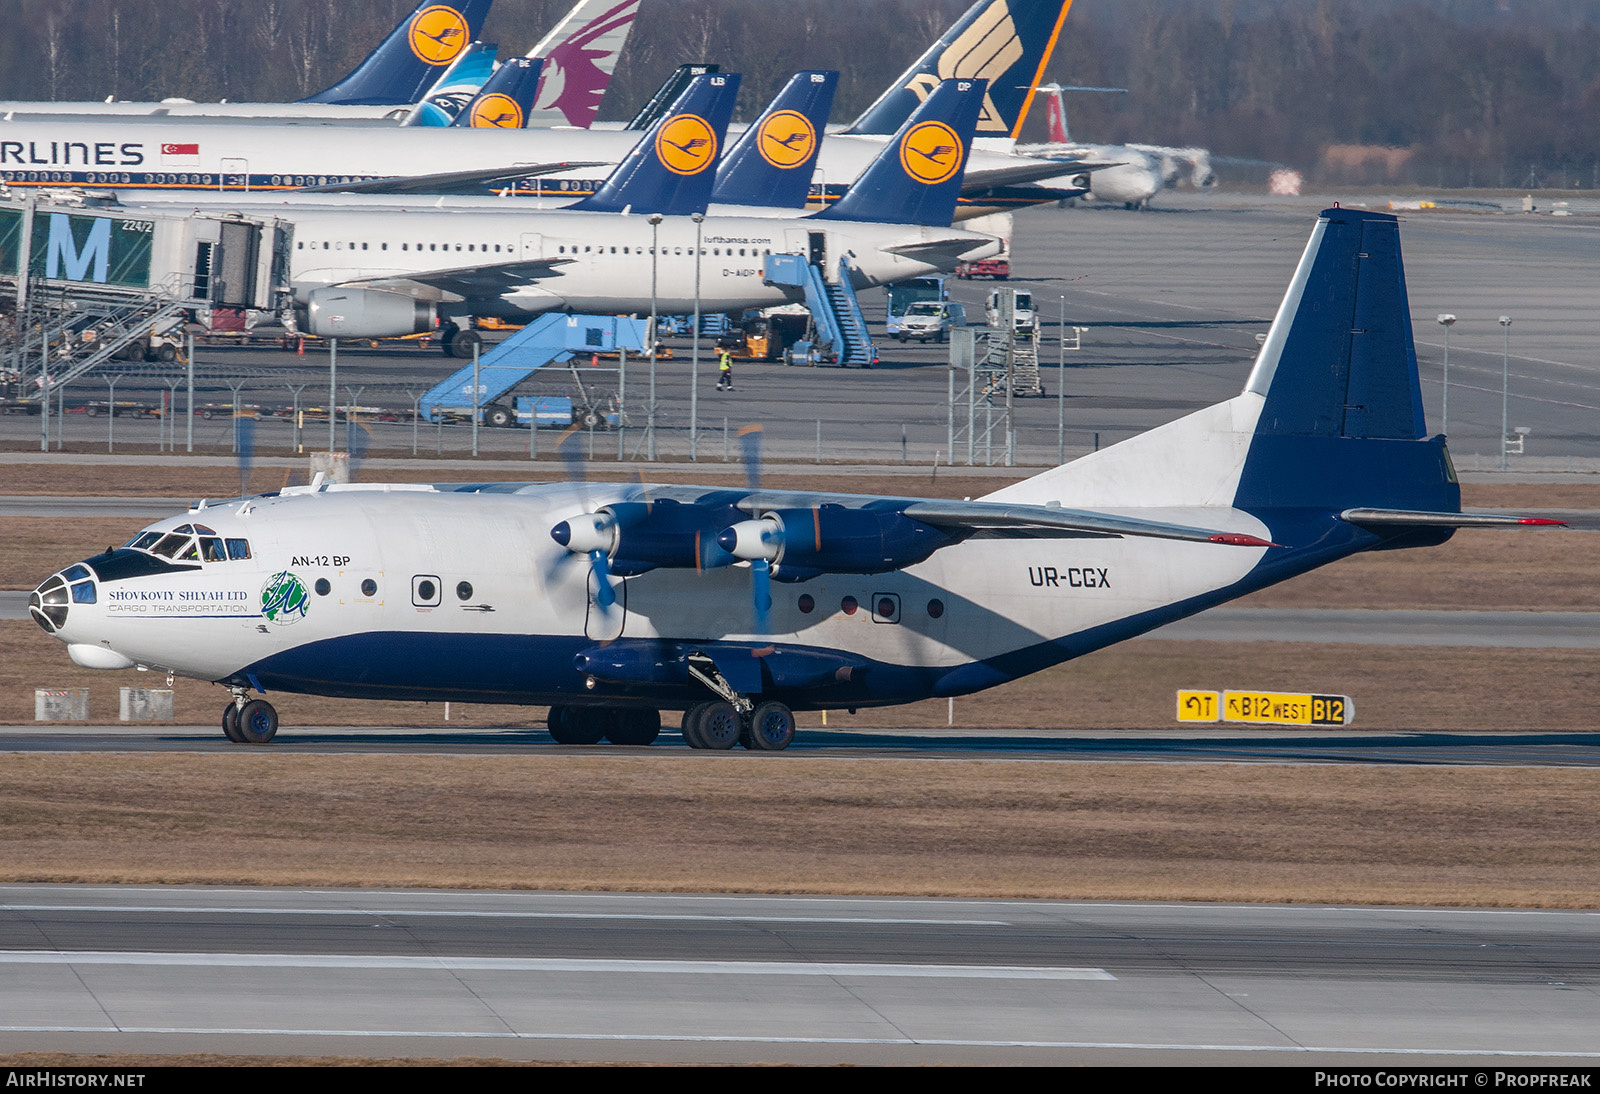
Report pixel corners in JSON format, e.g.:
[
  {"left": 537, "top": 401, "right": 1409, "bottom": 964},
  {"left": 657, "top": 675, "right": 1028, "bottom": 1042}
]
[
  {"left": 420, "top": 312, "right": 648, "bottom": 425},
  {"left": 0, "top": 194, "right": 290, "bottom": 402}
]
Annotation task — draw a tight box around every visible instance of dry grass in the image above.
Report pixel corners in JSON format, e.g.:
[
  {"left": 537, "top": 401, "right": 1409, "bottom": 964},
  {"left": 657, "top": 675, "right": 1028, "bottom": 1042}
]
[{"left": 0, "top": 753, "right": 1595, "bottom": 908}]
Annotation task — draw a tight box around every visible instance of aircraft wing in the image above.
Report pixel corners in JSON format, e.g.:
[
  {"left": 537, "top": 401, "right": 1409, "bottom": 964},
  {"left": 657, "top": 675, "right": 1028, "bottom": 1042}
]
[
  {"left": 881, "top": 236, "right": 997, "bottom": 260},
  {"left": 299, "top": 162, "right": 606, "bottom": 195},
  {"left": 730, "top": 492, "right": 1276, "bottom": 547},
  {"left": 342, "top": 257, "right": 575, "bottom": 301},
  {"left": 960, "top": 157, "right": 1114, "bottom": 192}
]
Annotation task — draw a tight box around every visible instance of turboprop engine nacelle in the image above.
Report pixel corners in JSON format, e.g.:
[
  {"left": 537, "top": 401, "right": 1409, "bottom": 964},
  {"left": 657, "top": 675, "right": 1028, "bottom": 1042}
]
[
  {"left": 551, "top": 499, "right": 743, "bottom": 576},
  {"left": 717, "top": 505, "right": 954, "bottom": 581},
  {"left": 304, "top": 287, "right": 436, "bottom": 339}
]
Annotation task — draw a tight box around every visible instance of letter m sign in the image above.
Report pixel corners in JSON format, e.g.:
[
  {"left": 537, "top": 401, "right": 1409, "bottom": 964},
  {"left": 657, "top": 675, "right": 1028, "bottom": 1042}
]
[{"left": 45, "top": 213, "right": 111, "bottom": 282}]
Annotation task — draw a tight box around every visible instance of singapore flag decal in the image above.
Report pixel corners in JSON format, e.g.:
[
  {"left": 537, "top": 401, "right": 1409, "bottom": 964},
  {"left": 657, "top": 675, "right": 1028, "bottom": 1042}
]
[{"left": 161, "top": 142, "right": 200, "bottom": 166}]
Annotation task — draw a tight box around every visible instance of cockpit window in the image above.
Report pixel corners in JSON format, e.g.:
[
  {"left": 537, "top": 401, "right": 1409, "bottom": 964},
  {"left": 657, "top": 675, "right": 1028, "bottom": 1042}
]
[
  {"left": 71, "top": 581, "right": 96, "bottom": 604},
  {"left": 226, "top": 539, "right": 252, "bottom": 560},
  {"left": 193, "top": 524, "right": 217, "bottom": 536},
  {"left": 129, "top": 532, "right": 161, "bottom": 550},
  {"left": 64, "top": 565, "right": 91, "bottom": 581},
  {"left": 151, "top": 533, "right": 191, "bottom": 559},
  {"left": 201, "top": 538, "right": 226, "bottom": 563},
  {"left": 173, "top": 524, "right": 195, "bottom": 535},
  {"left": 176, "top": 541, "right": 200, "bottom": 562}
]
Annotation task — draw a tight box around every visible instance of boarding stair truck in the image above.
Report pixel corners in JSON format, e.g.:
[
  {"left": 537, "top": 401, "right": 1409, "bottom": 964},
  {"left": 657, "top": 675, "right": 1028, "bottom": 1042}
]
[
  {"left": 0, "top": 196, "right": 289, "bottom": 406},
  {"left": 762, "top": 252, "right": 875, "bottom": 367},
  {"left": 418, "top": 312, "right": 648, "bottom": 427}
]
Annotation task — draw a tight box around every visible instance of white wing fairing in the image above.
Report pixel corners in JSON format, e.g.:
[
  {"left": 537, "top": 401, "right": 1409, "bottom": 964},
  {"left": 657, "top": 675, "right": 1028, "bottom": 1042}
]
[{"left": 30, "top": 208, "right": 1564, "bottom": 748}]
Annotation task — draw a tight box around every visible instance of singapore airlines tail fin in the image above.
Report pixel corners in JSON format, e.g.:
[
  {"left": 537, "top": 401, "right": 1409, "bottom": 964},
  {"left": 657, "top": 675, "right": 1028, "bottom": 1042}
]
[
  {"left": 843, "top": 0, "right": 1073, "bottom": 140},
  {"left": 569, "top": 72, "right": 742, "bottom": 216},
  {"left": 301, "top": 0, "right": 496, "bottom": 106},
  {"left": 711, "top": 71, "right": 838, "bottom": 209},
  {"left": 816, "top": 78, "right": 986, "bottom": 227},
  {"left": 524, "top": 0, "right": 644, "bottom": 129},
  {"left": 451, "top": 57, "right": 545, "bottom": 128}
]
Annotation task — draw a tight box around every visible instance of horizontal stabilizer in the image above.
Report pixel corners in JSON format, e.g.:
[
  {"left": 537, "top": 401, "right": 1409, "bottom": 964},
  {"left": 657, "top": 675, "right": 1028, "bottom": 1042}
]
[{"left": 1341, "top": 508, "right": 1566, "bottom": 529}]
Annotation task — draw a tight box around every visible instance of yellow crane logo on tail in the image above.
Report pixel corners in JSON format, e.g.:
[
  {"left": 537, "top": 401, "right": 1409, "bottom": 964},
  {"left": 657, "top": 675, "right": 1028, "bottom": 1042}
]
[
  {"left": 899, "top": 120, "right": 964, "bottom": 185},
  {"left": 468, "top": 93, "right": 525, "bottom": 128},
  {"left": 409, "top": 5, "right": 471, "bottom": 66},
  {"left": 756, "top": 111, "right": 818, "bottom": 169},
  {"left": 656, "top": 114, "right": 718, "bottom": 176}
]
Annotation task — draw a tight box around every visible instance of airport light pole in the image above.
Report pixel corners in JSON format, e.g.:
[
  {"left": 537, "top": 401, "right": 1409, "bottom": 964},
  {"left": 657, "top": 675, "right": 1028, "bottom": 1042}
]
[
  {"left": 690, "top": 212, "right": 703, "bottom": 462},
  {"left": 648, "top": 214, "right": 661, "bottom": 462},
  {"left": 327, "top": 337, "right": 338, "bottom": 453},
  {"left": 1436, "top": 314, "right": 1456, "bottom": 436},
  {"left": 1499, "top": 315, "right": 1512, "bottom": 470}
]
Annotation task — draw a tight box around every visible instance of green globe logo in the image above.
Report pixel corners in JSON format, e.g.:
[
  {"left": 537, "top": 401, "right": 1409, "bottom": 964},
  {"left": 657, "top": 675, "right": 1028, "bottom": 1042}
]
[{"left": 261, "top": 571, "right": 311, "bottom": 626}]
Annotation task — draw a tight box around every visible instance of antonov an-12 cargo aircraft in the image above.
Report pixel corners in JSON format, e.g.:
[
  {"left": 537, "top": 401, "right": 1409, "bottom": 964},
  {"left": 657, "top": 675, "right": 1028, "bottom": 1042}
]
[{"left": 30, "top": 207, "right": 1562, "bottom": 749}]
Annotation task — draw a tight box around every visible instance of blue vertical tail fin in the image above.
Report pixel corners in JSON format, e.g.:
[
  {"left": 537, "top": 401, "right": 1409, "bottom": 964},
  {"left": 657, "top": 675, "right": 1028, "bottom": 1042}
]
[
  {"left": 711, "top": 71, "right": 838, "bottom": 209},
  {"left": 401, "top": 42, "right": 498, "bottom": 127},
  {"left": 816, "top": 78, "right": 985, "bottom": 227},
  {"left": 301, "top": 0, "right": 496, "bottom": 106},
  {"left": 627, "top": 64, "right": 720, "bottom": 130},
  {"left": 1246, "top": 207, "right": 1428, "bottom": 442},
  {"left": 451, "top": 57, "right": 544, "bottom": 127},
  {"left": 570, "top": 72, "right": 741, "bottom": 216},
  {"left": 842, "top": 0, "right": 1072, "bottom": 139}
]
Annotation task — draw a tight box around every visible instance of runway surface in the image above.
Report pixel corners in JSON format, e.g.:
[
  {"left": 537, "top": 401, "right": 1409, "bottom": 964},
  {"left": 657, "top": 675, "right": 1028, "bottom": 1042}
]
[
  {"left": 2, "top": 723, "right": 1597, "bottom": 766},
  {"left": 1, "top": 886, "right": 1595, "bottom": 1064}
]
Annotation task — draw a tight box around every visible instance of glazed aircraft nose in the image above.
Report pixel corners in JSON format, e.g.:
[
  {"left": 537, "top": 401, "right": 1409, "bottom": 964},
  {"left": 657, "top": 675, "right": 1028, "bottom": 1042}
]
[{"left": 30, "top": 565, "right": 99, "bottom": 636}]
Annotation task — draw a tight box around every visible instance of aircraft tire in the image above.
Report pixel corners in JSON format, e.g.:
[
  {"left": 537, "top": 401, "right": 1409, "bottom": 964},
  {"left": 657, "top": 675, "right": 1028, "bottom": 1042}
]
[
  {"left": 548, "top": 705, "right": 604, "bottom": 745},
  {"left": 745, "top": 701, "right": 795, "bottom": 751},
  {"left": 697, "top": 702, "right": 741, "bottom": 751},
  {"left": 606, "top": 708, "right": 660, "bottom": 746},
  {"left": 451, "top": 330, "right": 483, "bottom": 360},
  {"left": 236, "top": 699, "right": 278, "bottom": 745},
  {"left": 680, "top": 703, "right": 710, "bottom": 748},
  {"left": 221, "top": 702, "right": 244, "bottom": 743}
]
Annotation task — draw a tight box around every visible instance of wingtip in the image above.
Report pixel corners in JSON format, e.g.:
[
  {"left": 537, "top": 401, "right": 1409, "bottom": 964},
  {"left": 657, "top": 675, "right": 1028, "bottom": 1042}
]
[{"left": 1517, "top": 517, "right": 1568, "bottom": 526}]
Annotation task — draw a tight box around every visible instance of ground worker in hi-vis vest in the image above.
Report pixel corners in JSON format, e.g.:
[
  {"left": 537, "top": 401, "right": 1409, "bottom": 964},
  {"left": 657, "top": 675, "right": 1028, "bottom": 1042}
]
[{"left": 716, "top": 347, "right": 734, "bottom": 391}]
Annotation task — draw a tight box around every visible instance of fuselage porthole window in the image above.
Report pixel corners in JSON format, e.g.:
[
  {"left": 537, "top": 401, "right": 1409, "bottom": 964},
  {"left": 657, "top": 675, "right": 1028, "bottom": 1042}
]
[
  {"left": 314, "top": 578, "right": 331, "bottom": 596},
  {"left": 361, "top": 578, "right": 378, "bottom": 597},
  {"left": 456, "top": 580, "right": 473, "bottom": 601}
]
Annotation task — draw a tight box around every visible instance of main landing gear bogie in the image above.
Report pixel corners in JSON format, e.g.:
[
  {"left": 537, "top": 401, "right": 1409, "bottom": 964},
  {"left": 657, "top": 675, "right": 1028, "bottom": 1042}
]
[
  {"left": 547, "top": 705, "right": 662, "bottom": 746},
  {"left": 681, "top": 700, "right": 796, "bottom": 752}
]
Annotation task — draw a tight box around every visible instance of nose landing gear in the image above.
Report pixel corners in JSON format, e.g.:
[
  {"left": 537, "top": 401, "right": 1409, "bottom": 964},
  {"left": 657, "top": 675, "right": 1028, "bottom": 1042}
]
[{"left": 221, "top": 689, "right": 278, "bottom": 745}]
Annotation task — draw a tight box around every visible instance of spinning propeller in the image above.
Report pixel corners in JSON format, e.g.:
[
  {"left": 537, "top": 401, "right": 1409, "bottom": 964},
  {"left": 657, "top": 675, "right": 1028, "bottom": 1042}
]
[{"left": 547, "top": 425, "right": 618, "bottom": 612}]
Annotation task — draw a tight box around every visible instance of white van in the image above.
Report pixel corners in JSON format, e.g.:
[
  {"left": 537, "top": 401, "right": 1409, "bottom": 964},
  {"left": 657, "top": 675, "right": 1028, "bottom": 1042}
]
[
  {"left": 895, "top": 301, "right": 967, "bottom": 343},
  {"left": 986, "top": 289, "right": 1036, "bottom": 333}
]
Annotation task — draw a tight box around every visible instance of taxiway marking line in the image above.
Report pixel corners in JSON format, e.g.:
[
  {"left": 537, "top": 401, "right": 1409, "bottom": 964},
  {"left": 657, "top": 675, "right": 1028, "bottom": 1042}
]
[
  {"left": 0, "top": 904, "right": 1008, "bottom": 926},
  {"left": 0, "top": 951, "right": 1113, "bottom": 979}
]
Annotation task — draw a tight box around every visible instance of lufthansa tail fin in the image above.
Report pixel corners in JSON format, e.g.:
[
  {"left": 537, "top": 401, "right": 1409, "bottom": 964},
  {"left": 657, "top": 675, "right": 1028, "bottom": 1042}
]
[
  {"left": 570, "top": 72, "right": 741, "bottom": 216},
  {"left": 524, "top": 0, "right": 644, "bottom": 129},
  {"left": 301, "top": 0, "right": 496, "bottom": 106},
  {"left": 842, "top": 0, "right": 1072, "bottom": 139},
  {"left": 816, "top": 78, "right": 985, "bottom": 227},
  {"left": 711, "top": 71, "right": 838, "bottom": 209},
  {"left": 627, "top": 65, "right": 720, "bottom": 131},
  {"left": 452, "top": 57, "right": 544, "bottom": 128}
]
